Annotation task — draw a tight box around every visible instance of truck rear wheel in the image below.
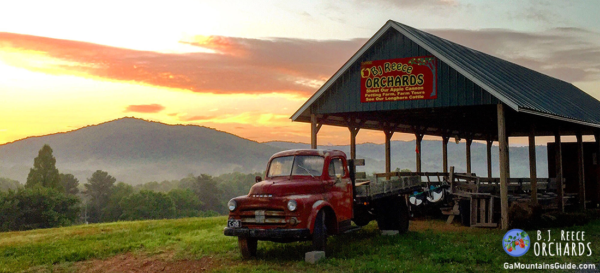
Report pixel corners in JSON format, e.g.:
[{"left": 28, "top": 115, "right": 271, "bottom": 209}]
[
  {"left": 238, "top": 237, "right": 257, "bottom": 259},
  {"left": 352, "top": 206, "right": 372, "bottom": 227},
  {"left": 312, "top": 210, "right": 327, "bottom": 252},
  {"left": 376, "top": 196, "right": 409, "bottom": 233}
]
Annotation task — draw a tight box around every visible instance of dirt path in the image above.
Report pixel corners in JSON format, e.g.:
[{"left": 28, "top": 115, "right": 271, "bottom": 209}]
[{"left": 76, "top": 253, "right": 223, "bottom": 273}]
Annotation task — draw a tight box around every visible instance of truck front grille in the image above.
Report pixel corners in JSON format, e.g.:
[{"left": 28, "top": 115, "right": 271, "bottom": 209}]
[{"left": 239, "top": 209, "right": 286, "bottom": 226}]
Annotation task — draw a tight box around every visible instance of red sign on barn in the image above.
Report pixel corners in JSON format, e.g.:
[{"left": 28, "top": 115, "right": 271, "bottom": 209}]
[{"left": 360, "top": 56, "right": 437, "bottom": 103}]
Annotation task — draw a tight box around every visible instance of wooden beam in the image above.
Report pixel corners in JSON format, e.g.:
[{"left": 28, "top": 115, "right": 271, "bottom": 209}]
[
  {"left": 442, "top": 135, "right": 450, "bottom": 174},
  {"left": 529, "top": 127, "right": 538, "bottom": 206},
  {"left": 486, "top": 137, "right": 493, "bottom": 179},
  {"left": 310, "top": 114, "right": 321, "bottom": 149},
  {"left": 577, "top": 131, "right": 586, "bottom": 210},
  {"left": 415, "top": 131, "right": 424, "bottom": 172},
  {"left": 497, "top": 104, "right": 509, "bottom": 230},
  {"left": 466, "top": 137, "right": 473, "bottom": 174},
  {"left": 596, "top": 131, "right": 600, "bottom": 207},
  {"left": 347, "top": 118, "right": 363, "bottom": 160},
  {"left": 384, "top": 128, "right": 394, "bottom": 174},
  {"left": 555, "top": 130, "right": 564, "bottom": 212}
]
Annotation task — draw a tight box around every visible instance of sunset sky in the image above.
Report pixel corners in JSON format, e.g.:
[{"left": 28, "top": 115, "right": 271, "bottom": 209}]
[{"left": 2, "top": 0, "right": 600, "bottom": 146}]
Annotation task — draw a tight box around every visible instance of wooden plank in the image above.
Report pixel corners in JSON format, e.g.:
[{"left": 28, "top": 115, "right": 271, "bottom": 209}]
[
  {"left": 415, "top": 132, "right": 424, "bottom": 172},
  {"left": 470, "top": 197, "right": 476, "bottom": 226},
  {"left": 497, "top": 103, "right": 509, "bottom": 230},
  {"left": 443, "top": 136, "right": 449, "bottom": 174},
  {"left": 310, "top": 114, "right": 318, "bottom": 149},
  {"left": 577, "top": 132, "right": 586, "bottom": 210},
  {"left": 479, "top": 198, "right": 486, "bottom": 224},
  {"left": 473, "top": 223, "right": 498, "bottom": 228},
  {"left": 488, "top": 196, "right": 494, "bottom": 224},
  {"left": 466, "top": 138, "right": 473, "bottom": 174},
  {"left": 353, "top": 159, "right": 365, "bottom": 166},
  {"left": 529, "top": 127, "right": 538, "bottom": 205},
  {"left": 385, "top": 129, "right": 393, "bottom": 175},
  {"left": 355, "top": 172, "right": 367, "bottom": 179},
  {"left": 449, "top": 166, "right": 455, "bottom": 193},
  {"left": 486, "top": 139, "right": 493, "bottom": 179}
]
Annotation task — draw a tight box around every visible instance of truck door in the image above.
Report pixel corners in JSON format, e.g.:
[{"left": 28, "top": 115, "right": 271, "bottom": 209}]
[{"left": 326, "top": 157, "right": 353, "bottom": 225}]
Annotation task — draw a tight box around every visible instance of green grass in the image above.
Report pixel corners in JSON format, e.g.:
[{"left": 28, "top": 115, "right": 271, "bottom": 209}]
[{"left": 1, "top": 217, "right": 599, "bottom": 272}]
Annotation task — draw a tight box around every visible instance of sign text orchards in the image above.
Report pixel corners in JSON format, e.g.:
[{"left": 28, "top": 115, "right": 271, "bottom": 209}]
[{"left": 360, "top": 56, "right": 437, "bottom": 103}]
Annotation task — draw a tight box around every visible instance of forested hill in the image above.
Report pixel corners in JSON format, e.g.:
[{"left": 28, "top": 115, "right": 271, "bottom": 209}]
[
  {"left": 265, "top": 140, "right": 550, "bottom": 178},
  {"left": 0, "top": 118, "right": 280, "bottom": 184},
  {"left": 0, "top": 117, "right": 550, "bottom": 185}
]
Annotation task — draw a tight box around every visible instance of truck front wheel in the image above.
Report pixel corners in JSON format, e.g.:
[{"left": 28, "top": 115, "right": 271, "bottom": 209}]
[
  {"left": 238, "top": 237, "right": 257, "bottom": 259},
  {"left": 312, "top": 210, "right": 327, "bottom": 252}
]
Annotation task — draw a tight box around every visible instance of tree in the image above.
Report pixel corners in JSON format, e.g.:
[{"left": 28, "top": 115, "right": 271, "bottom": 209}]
[
  {"left": 101, "top": 182, "right": 133, "bottom": 222},
  {"left": 120, "top": 190, "right": 176, "bottom": 220},
  {"left": 25, "top": 144, "right": 62, "bottom": 190},
  {"left": 408, "top": 57, "right": 437, "bottom": 97},
  {"left": 0, "top": 187, "right": 80, "bottom": 231},
  {"left": 168, "top": 188, "right": 203, "bottom": 218},
  {"left": 0, "top": 177, "right": 20, "bottom": 192},
  {"left": 60, "top": 173, "right": 79, "bottom": 195},
  {"left": 84, "top": 170, "right": 116, "bottom": 222},
  {"left": 193, "top": 174, "right": 223, "bottom": 213}
]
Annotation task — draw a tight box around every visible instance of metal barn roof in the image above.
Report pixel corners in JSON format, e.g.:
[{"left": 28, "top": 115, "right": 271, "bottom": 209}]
[{"left": 292, "top": 20, "right": 600, "bottom": 129}]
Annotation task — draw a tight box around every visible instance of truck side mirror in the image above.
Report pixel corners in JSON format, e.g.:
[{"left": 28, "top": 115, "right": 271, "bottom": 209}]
[{"left": 255, "top": 176, "right": 262, "bottom": 183}]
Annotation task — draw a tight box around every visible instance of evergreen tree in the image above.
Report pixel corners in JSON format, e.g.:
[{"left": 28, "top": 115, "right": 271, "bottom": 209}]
[
  {"left": 59, "top": 173, "right": 79, "bottom": 195},
  {"left": 25, "top": 144, "right": 62, "bottom": 190},
  {"left": 84, "top": 170, "right": 116, "bottom": 222}
]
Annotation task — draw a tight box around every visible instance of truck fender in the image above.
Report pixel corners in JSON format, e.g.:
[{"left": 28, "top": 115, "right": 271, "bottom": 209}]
[{"left": 307, "top": 200, "right": 337, "bottom": 234}]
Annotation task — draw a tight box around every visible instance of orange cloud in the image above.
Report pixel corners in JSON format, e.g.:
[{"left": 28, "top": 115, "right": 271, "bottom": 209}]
[
  {"left": 124, "top": 104, "right": 165, "bottom": 113},
  {"left": 178, "top": 115, "right": 215, "bottom": 121},
  {"left": 0, "top": 32, "right": 366, "bottom": 95}
]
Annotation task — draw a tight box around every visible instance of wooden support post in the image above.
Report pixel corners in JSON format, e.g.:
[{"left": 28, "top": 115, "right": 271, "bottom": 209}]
[
  {"left": 486, "top": 138, "right": 493, "bottom": 179},
  {"left": 466, "top": 138, "right": 473, "bottom": 174},
  {"left": 497, "top": 104, "right": 509, "bottom": 230},
  {"left": 310, "top": 114, "right": 322, "bottom": 149},
  {"left": 555, "top": 130, "right": 564, "bottom": 212},
  {"left": 577, "top": 132, "right": 586, "bottom": 210},
  {"left": 415, "top": 131, "right": 424, "bottom": 172},
  {"left": 384, "top": 129, "right": 394, "bottom": 174},
  {"left": 442, "top": 135, "right": 450, "bottom": 174},
  {"left": 596, "top": 131, "right": 600, "bottom": 207},
  {"left": 348, "top": 120, "right": 361, "bottom": 160},
  {"left": 529, "top": 127, "right": 538, "bottom": 206}
]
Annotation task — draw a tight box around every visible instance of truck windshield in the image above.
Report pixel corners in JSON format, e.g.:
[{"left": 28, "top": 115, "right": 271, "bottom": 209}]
[{"left": 268, "top": 155, "right": 324, "bottom": 177}]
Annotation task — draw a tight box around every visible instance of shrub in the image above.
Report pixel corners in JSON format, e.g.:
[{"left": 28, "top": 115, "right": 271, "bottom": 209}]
[{"left": 0, "top": 186, "right": 80, "bottom": 231}]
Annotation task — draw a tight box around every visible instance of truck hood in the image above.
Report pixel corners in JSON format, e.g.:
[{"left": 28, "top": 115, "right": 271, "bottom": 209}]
[{"left": 249, "top": 176, "right": 325, "bottom": 197}]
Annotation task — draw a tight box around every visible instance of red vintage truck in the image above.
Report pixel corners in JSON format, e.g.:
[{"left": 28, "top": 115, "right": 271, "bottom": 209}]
[{"left": 224, "top": 149, "right": 420, "bottom": 258}]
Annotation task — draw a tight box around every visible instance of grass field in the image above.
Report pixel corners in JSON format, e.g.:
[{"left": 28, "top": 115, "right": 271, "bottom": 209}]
[{"left": 1, "top": 216, "right": 599, "bottom": 272}]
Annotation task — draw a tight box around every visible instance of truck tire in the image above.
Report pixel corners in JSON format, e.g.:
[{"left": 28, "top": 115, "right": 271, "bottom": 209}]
[
  {"left": 312, "top": 210, "right": 327, "bottom": 252},
  {"left": 352, "top": 206, "right": 371, "bottom": 227},
  {"left": 376, "top": 196, "right": 409, "bottom": 233},
  {"left": 238, "top": 237, "right": 257, "bottom": 259}
]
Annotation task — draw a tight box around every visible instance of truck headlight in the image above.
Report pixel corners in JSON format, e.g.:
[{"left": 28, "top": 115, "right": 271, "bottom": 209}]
[
  {"left": 287, "top": 200, "right": 297, "bottom": 212},
  {"left": 228, "top": 199, "right": 237, "bottom": 211}
]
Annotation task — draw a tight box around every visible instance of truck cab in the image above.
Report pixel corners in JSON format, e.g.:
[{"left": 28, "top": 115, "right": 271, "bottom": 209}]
[
  {"left": 224, "top": 149, "right": 352, "bottom": 257},
  {"left": 224, "top": 149, "right": 413, "bottom": 258}
]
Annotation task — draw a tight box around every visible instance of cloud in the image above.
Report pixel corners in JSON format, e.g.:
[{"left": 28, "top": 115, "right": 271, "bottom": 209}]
[
  {"left": 124, "top": 104, "right": 165, "bottom": 113},
  {"left": 0, "top": 32, "right": 365, "bottom": 95},
  {"left": 427, "top": 27, "right": 600, "bottom": 82},
  {"left": 178, "top": 115, "right": 215, "bottom": 122}
]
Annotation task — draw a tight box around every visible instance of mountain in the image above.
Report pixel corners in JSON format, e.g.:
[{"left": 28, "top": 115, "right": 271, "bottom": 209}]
[
  {"left": 265, "top": 140, "right": 550, "bottom": 178},
  {"left": 0, "top": 118, "right": 280, "bottom": 184},
  {"left": 0, "top": 117, "right": 550, "bottom": 185}
]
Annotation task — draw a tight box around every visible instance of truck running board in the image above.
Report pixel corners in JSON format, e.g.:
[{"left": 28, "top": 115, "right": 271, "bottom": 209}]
[{"left": 342, "top": 226, "right": 362, "bottom": 234}]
